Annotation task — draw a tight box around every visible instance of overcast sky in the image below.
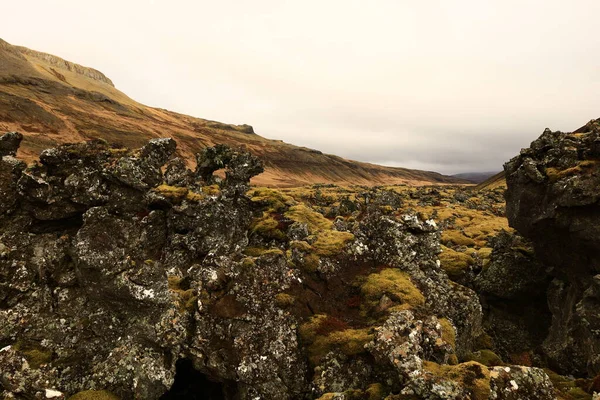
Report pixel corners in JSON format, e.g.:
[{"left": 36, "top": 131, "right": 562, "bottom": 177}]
[{"left": 4, "top": 1, "right": 600, "bottom": 174}]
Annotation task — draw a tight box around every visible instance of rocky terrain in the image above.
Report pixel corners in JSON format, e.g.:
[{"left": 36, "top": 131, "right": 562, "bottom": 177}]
[
  {"left": 3, "top": 119, "right": 600, "bottom": 399},
  {"left": 0, "top": 38, "right": 464, "bottom": 187}
]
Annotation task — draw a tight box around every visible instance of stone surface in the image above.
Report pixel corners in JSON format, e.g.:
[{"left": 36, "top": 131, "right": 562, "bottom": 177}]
[
  {"left": 504, "top": 119, "right": 600, "bottom": 376},
  {"left": 0, "top": 132, "right": 561, "bottom": 399}
]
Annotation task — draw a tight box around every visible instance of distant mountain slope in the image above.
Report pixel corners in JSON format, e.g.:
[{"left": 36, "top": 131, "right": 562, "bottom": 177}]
[
  {"left": 0, "top": 39, "right": 466, "bottom": 187},
  {"left": 475, "top": 171, "right": 506, "bottom": 190},
  {"left": 451, "top": 171, "right": 500, "bottom": 184}
]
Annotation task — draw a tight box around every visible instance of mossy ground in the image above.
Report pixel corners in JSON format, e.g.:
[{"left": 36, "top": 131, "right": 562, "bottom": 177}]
[
  {"left": 360, "top": 268, "right": 425, "bottom": 314},
  {"left": 68, "top": 390, "right": 120, "bottom": 400},
  {"left": 167, "top": 275, "right": 197, "bottom": 312},
  {"left": 241, "top": 184, "right": 581, "bottom": 398},
  {"left": 13, "top": 340, "right": 52, "bottom": 369},
  {"left": 424, "top": 361, "right": 491, "bottom": 400}
]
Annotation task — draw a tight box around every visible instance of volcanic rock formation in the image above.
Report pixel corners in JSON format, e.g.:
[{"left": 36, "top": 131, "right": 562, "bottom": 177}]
[
  {"left": 0, "top": 133, "right": 558, "bottom": 399},
  {"left": 505, "top": 119, "right": 600, "bottom": 377}
]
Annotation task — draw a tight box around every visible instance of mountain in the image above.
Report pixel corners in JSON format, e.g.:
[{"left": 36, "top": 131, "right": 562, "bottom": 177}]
[
  {"left": 0, "top": 39, "right": 466, "bottom": 187},
  {"left": 451, "top": 171, "right": 500, "bottom": 184}
]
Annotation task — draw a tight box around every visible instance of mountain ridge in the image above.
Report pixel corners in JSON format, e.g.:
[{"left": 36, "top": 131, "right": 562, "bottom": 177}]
[{"left": 0, "top": 39, "right": 466, "bottom": 187}]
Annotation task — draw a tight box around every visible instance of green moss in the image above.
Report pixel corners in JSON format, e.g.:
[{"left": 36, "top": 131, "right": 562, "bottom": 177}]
[
  {"left": 464, "top": 350, "right": 504, "bottom": 367},
  {"left": 202, "top": 184, "right": 221, "bottom": 196},
  {"left": 438, "top": 318, "right": 456, "bottom": 351},
  {"left": 284, "top": 204, "right": 355, "bottom": 257},
  {"left": 424, "top": 361, "right": 490, "bottom": 400},
  {"left": 274, "top": 293, "right": 295, "bottom": 308},
  {"left": 439, "top": 246, "right": 475, "bottom": 280},
  {"left": 308, "top": 328, "right": 373, "bottom": 365},
  {"left": 544, "top": 369, "right": 593, "bottom": 400},
  {"left": 361, "top": 268, "right": 425, "bottom": 312},
  {"left": 259, "top": 248, "right": 285, "bottom": 257},
  {"left": 167, "top": 275, "right": 197, "bottom": 312},
  {"left": 366, "top": 383, "right": 387, "bottom": 400},
  {"left": 23, "top": 348, "right": 52, "bottom": 369},
  {"left": 153, "top": 184, "right": 188, "bottom": 200},
  {"left": 243, "top": 247, "right": 284, "bottom": 257},
  {"left": 474, "top": 333, "right": 494, "bottom": 350},
  {"left": 68, "top": 390, "right": 120, "bottom": 400},
  {"left": 442, "top": 230, "right": 477, "bottom": 247},
  {"left": 312, "top": 230, "right": 355, "bottom": 257},
  {"left": 152, "top": 184, "right": 205, "bottom": 203},
  {"left": 250, "top": 212, "right": 286, "bottom": 240},
  {"left": 301, "top": 253, "right": 321, "bottom": 273},
  {"left": 241, "top": 257, "right": 256, "bottom": 269},
  {"left": 250, "top": 187, "right": 295, "bottom": 211},
  {"left": 290, "top": 240, "right": 313, "bottom": 252},
  {"left": 14, "top": 341, "right": 52, "bottom": 369},
  {"left": 285, "top": 204, "right": 333, "bottom": 231},
  {"left": 546, "top": 160, "right": 599, "bottom": 182}
]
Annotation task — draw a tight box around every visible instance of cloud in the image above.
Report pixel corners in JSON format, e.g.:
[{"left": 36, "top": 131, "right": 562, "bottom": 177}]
[{"left": 4, "top": 0, "right": 600, "bottom": 174}]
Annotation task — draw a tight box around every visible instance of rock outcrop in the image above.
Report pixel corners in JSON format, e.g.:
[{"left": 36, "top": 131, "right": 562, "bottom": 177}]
[
  {"left": 505, "top": 119, "right": 600, "bottom": 376},
  {"left": 0, "top": 132, "right": 559, "bottom": 399}
]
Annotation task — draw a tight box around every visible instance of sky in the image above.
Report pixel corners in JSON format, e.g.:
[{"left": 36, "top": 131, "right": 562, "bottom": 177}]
[{"left": 4, "top": 1, "right": 600, "bottom": 174}]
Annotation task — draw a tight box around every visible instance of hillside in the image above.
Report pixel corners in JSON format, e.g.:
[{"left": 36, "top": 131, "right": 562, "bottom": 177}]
[
  {"left": 0, "top": 39, "right": 465, "bottom": 187},
  {"left": 452, "top": 171, "right": 499, "bottom": 184}
]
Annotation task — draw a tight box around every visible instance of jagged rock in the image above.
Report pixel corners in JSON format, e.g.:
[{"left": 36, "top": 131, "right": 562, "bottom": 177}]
[
  {"left": 354, "top": 212, "right": 483, "bottom": 358},
  {"left": 0, "top": 131, "right": 23, "bottom": 156},
  {"left": 366, "top": 310, "right": 455, "bottom": 380},
  {"left": 489, "top": 366, "right": 555, "bottom": 400},
  {"left": 164, "top": 157, "right": 194, "bottom": 187},
  {"left": 474, "top": 231, "right": 548, "bottom": 299},
  {"left": 0, "top": 132, "right": 560, "bottom": 400},
  {"left": 505, "top": 119, "right": 600, "bottom": 376},
  {"left": 0, "top": 154, "right": 26, "bottom": 215}
]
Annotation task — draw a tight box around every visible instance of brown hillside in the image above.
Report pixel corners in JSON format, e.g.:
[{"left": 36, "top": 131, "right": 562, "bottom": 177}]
[
  {"left": 0, "top": 39, "right": 466, "bottom": 187},
  {"left": 475, "top": 171, "right": 506, "bottom": 190}
]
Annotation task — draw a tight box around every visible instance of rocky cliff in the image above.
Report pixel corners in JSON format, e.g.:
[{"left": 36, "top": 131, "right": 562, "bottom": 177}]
[
  {"left": 505, "top": 119, "right": 600, "bottom": 377},
  {"left": 0, "top": 133, "right": 560, "bottom": 399}
]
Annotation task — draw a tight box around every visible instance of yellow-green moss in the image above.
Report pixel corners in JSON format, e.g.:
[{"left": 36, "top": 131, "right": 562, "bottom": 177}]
[
  {"left": 241, "top": 257, "right": 256, "bottom": 269},
  {"left": 439, "top": 246, "right": 475, "bottom": 280},
  {"left": 544, "top": 369, "right": 593, "bottom": 400},
  {"left": 250, "top": 212, "right": 286, "bottom": 240},
  {"left": 290, "top": 240, "right": 313, "bottom": 252},
  {"left": 546, "top": 160, "right": 598, "bottom": 183},
  {"left": 308, "top": 328, "right": 373, "bottom": 365},
  {"left": 275, "top": 293, "right": 295, "bottom": 308},
  {"left": 23, "top": 348, "right": 52, "bottom": 369},
  {"left": 361, "top": 269, "right": 425, "bottom": 312},
  {"left": 259, "top": 248, "right": 285, "bottom": 257},
  {"left": 424, "top": 361, "right": 491, "bottom": 400},
  {"left": 301, "top": 253, "right": 321, "bottom": 273},
  {"left": 312, "top": 230, "right": 355, "bottom": 257},
  {"left": 299, "top": 314, "right": 328, "bottom": 343},
  {"left": 250, "top": 187, "right": 295, "bottom": 211},
  {"left": 474, "top": 333, "right": 494, "bottom": 350},
  {"left": 167, "top": 275, "right": 197, "bottom": 312},
  {"left": 185, "top": 191, "right": 205, "bottom": 202},
  {"left": 478, "top": 247, "right": 493, "bottom": 260},
  {"left": 285, "top": 204, "right": 333, "bottom": 230},
  {"left": 366, "top": 383, "right": 387, "bottom": 400},
  {"left": 438, "top": 318, "right": 456, "bottom": 351},
  {"left": 464, "top": 350, "right": 504, "bottom": 367},
  {"left": 68, "top": 390, "right": 120, "bottom": 400},
  {"left": 442, "top": 230, "right": 477, "bottom": 247},
  {"left": 153, "top": 184, "right": 188, "bottom": 200},
  {"left": 202, "top": 184, "right": 221, "bottom": 196},
  {"left": 14, "top": 341, "right": 52, "bottom": 369},
  {"left": 152, "top": 184, "right": 205, "bottom": 203}
]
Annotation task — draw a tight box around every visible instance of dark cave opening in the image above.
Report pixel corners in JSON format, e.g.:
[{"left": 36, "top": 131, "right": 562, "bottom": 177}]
[{"left": 160, "top": 358, "right": 238, "bottom": 400}]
